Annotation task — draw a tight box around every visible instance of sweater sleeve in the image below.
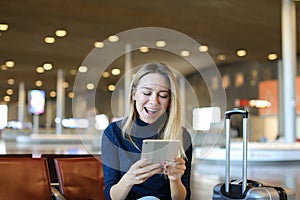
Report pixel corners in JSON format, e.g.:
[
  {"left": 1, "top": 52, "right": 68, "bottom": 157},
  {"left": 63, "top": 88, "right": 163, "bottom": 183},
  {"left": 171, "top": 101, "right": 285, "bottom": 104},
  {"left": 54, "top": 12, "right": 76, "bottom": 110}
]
[
  {"left": 181, "top": 128, "right": 193, "bottom": 200},
  {"left": 101, "top": 122, "right": 121, "bottom": 200}
]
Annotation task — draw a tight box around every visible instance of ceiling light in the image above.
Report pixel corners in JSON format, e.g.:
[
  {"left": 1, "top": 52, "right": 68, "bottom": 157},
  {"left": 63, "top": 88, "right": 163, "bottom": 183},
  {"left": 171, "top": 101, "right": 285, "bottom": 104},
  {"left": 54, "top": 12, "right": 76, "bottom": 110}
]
[
  {"left": 108, "top": 85, "right": 116, "bottom": 91},
  {"left": 217, "top": 54, "right": 226, "bottom": 61},
  {"left": 63, "top": 82, "right": 69, "bottom": 89},
  {"left": 237, "top": 49, "right": 247, "bottom": 57},
  {"left": 55, "top": 29, "right": 67, "bottom": 37},
  {"left": 102, "top": 72, "right": 110, "bottom": 78},
  {"left": 180, "top": 50, "right": 190, "bottom": 57},
  {"left": 78, "top": 65, "right": 88, "bottom": 73},
  {"left": 1, "top": 65, "right": 7, "bottom": 70},
  {"left": 198, "top": 45, "right": 209, "bottom": 52},
  {"left": 36, "top": 66, "right": 45, "bottom": 73},
  {"left": 35, "top": 80, "right": 43, "bottom": 87},
  {"left": 0, "top": 24, "right": 8, "bottom": 31},
  {"left": 43, "top": 63, "right": 53, "bottom": 70},
  {"left": 155, "top": 40, "right": 166, "bottom": 47},
  {"left": 111, "top": 68, "right": 120, "bottom": 75},
  {"left": 94, "top": 42, "right": 104, "bottom": 48},
  {"left": 68, "top": 92, "right": 74, "bottom": 99},
  {"left": 86, "top": 83, "right": 95, "bottom": 90},
  {"left": 7, "top": 78, "right": 15, "bottom": 85},
  {"left": 5, "top": 60, "right": 15, "bottom": 68},
  {"left": 70, "top": 69, "right": 77, "bottom": 75},
  {"left": 44, "top": 36, "right": 55, "bottom": 44},
  {"left": 108, "top": 35, "right": 119, "bottom": 42},
  {"left": 3, "top": 96, "right": 10, "bottom": 102},
  {"left": 268, "top": 53, "right": 278, "bottom": 61},
  {"left": 49, "top": 91, "right": 56, "bottom": 97},
  {"left": 6, "top": 89, "right": 13, "bottom": 95},
  {"left": 139, "top": 46, "right": 149, "bottom": 53}
]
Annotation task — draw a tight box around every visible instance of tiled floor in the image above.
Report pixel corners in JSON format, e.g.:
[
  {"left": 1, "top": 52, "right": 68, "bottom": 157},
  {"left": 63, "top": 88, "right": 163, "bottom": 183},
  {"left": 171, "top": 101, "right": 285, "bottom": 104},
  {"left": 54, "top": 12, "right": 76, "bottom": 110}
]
[
  {"left": 191, "top": 159, "right": 300, "bottom": 199},
  {"left": 1, "top": 140, "right": 300, "bottom": 199}
]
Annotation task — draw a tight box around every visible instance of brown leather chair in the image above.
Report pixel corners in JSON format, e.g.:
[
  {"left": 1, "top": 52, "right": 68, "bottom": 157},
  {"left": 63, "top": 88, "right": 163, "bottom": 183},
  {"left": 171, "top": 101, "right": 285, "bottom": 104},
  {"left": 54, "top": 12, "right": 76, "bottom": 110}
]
[
  {"left": 0, "top": 157, "right": 65, "bottom": 200},
  {"left": 41, "top": 153, "right": 98, "bottom": 185},
  {"left": 54, "top": 157, "right": 105, "bottom": 200}
]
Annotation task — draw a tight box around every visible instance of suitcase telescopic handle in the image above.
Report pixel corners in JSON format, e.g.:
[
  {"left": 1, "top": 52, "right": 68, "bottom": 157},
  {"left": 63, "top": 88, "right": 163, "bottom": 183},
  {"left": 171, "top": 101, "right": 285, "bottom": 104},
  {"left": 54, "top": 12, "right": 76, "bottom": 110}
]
[
  {"left": 225, "top": 108, "right": 249, "bottom": 194},
  {"left": 225, "top": 109, "right": 248, "bottom": 119}
]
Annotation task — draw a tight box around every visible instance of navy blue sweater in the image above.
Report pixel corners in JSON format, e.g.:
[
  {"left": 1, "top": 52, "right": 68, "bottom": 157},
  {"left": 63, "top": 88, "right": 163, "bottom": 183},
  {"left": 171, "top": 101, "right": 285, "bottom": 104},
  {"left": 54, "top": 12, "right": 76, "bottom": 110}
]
[{"left": 101, "top": 117, "right": 193, "bottom": 200}]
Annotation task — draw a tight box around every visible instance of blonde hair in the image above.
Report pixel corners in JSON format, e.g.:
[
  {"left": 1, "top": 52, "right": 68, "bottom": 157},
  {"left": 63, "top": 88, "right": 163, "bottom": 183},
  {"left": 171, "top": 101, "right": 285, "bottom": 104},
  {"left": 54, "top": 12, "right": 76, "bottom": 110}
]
[{"left": 121, "top": 63, "right": 186, "bottom": 158}]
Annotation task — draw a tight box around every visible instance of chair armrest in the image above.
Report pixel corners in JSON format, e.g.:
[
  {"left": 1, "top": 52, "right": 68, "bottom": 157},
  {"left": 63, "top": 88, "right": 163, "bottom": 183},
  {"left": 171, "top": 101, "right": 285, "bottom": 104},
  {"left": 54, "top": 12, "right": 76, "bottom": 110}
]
[{"left": 51, "top": 186, "right": 67, "bottom": 200}]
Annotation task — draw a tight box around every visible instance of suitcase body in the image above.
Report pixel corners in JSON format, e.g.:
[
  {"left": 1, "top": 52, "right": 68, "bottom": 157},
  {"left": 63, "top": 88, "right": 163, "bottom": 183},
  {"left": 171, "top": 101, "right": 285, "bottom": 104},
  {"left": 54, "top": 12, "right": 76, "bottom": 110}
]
[
  {"left": 213, "top": 181, "right": 296, "bottom": 200},
  {"left": 212, "top": 109, "right": 296, "bottom": 200}
]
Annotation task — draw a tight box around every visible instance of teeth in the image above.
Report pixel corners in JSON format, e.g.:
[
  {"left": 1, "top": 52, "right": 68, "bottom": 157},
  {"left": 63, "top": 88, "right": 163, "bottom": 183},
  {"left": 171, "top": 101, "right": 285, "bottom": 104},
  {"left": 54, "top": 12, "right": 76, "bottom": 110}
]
[{"left": 145, "top": 108, "right": 157, "bottom": 114}]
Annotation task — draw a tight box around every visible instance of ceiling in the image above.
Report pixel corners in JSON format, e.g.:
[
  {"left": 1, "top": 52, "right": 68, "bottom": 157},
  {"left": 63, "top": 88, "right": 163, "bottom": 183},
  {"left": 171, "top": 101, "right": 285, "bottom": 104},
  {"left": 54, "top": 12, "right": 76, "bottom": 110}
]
[{"left": 0, "top": 0, "right": 299, "bottom": 103}]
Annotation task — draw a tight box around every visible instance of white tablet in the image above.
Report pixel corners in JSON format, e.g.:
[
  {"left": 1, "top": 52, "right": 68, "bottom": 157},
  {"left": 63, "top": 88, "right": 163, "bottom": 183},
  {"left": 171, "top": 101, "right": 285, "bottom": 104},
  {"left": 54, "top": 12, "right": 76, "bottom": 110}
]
[{"left": 141, "top": 139, "right": 180, "bottom": 164}]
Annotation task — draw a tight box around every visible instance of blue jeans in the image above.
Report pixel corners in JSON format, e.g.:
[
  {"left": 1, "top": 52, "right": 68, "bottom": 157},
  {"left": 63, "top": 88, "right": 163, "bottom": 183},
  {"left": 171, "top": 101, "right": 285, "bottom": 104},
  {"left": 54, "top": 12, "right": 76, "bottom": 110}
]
[{"left": 137, "top": 196, "right": 160, "bottom": 200}]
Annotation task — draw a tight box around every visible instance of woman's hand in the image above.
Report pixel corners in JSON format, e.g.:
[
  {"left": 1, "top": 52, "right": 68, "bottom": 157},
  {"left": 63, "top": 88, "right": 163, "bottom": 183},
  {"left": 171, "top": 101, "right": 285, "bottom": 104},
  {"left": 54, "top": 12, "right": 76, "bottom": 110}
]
[
  {"left": 123, "top": 159, "right": 163, "bottom": 186},
  {"left": 163, "top": 157, "right": 186, "bottom": 181}
]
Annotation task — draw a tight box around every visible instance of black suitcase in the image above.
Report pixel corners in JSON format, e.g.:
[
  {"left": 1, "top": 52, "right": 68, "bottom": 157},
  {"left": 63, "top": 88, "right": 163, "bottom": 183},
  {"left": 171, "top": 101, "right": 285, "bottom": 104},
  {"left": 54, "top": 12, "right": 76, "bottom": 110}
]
[{"left": 212, "top": 108, "right": 296, "bottom": 200}]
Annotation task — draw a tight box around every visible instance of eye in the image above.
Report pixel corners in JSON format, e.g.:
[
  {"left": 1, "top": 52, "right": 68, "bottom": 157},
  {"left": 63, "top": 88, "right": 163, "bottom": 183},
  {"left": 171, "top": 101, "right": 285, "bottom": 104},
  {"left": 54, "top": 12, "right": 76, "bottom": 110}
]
[
  {"left": 159, "top": 92, "right": 169, "bottom": 99},
  {"left": 142, "top": 91, "right": 151, "bottom": 96}
]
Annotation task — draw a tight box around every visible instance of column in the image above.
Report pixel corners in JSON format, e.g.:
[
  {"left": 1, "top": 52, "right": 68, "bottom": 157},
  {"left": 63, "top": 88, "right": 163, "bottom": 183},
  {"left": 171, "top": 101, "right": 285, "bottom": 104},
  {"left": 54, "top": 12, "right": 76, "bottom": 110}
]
[
  {"left": 18, "top": 82, "right": 25, "bottom": 125},
  {"left": 281, "top": 0, "right": 297, "bottom": 142},
  {"left": 56, "top": 69, "right": 65, "bottom": 135},
  {"left": 45, "top": 100, "right": 52, "bottom": 129}
]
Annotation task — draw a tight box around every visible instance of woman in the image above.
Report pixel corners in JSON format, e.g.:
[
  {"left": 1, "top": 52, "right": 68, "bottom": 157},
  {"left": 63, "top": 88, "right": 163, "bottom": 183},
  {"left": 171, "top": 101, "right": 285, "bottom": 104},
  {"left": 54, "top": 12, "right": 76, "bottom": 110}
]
[{"left": 101, "top": 63, "right": 193, "bottom": 200}]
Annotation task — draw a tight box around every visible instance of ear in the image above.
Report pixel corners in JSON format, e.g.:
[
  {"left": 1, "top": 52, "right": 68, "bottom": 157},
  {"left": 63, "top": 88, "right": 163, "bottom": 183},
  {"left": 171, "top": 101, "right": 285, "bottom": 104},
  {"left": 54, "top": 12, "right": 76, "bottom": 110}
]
[{"left": 131, "top": 89, "right": 136, "bottom": 100}]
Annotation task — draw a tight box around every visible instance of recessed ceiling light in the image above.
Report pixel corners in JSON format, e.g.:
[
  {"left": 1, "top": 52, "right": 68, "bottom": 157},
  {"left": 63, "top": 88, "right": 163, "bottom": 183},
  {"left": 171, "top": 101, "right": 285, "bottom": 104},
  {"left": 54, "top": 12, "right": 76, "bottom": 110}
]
[
  {"left": 217, "top": 54, "right": 226, "bottom": 61},
  {"left": 44, "top": 36, "right": 55, "bottom": 44},
  {"left": 108, "top": 85, "right": 116, "bottom": 91},
  {"left": 3, "top": 96, "right": 10, "bottom": 102},
  {"left": 49, "top": 91, "right": 56, "bottom": 97},
  {"left": 139, "top": 46, "right": 149, "bottom": 53},
  {"left": 70, "top": 69, "right": 77, "bottom": 75},
  {"left": 237, "top": 49, "right": 247, "bottom": 57},
  {"left": 7, "top": 78, "right": 15, "bottom": 85},
  {"left": 108, "top": 35, "right": 119, "bottom": 42},
  {"left": 5, "top": 60, "right": 15, "bottom": 68},
  {"left": 36, "top": 66, "right": 45, "bottom": 73},
  {"left": 180, "top": 50, "right": 190, "bottom": 57},
  {"left": 155, "top": 40, "right": 166, "bottom": 47},
  {"left": 1, "top": 64, "right": 7, "bottom": 70},
  {"left": 268, "top": 53, "right": 278, "bottom": 61},
  {"left": 43, "top": 63, "right": 53, "bottom": 70},
  {"left": 0, "top": 24, "right": 8, "bottom": 31},
  {"left": 68, "top": 92, "right": 74, "bottom": 99},
  {"left": 55, "top": 29, "right": 67, "bottom": 37},
  {"left": 63, "top": 82, "right": 69, "bottom": 89},
  {"left": 86, "top": 83, "right": 95, "bottom": 90},
  {"left": 78, "top": 65, "right": 88, "bottom": 73},
  {"left": 102, "top": 72, "right": 110, "bottom": 78},
  {"left": 6, "top": 89, "right": 13, "bottom": 95},
  {"left": 111, "top": 68, "right": 120, "bottom": 75},
  {"left": 35, "top": 80, "right": 43, "bottom": 87},
  {"left": 94, "top": 42, "right": 104, "bottom": 48},
  {"left": 198, "top": 45, "right": 209, "bottom": 52}
]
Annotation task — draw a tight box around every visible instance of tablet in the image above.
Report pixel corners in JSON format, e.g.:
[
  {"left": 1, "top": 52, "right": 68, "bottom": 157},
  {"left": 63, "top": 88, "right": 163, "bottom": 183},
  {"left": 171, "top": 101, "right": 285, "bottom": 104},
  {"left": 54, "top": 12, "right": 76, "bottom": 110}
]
[{"left": 141, "top": 139, "right": 180, "bottom": 164}]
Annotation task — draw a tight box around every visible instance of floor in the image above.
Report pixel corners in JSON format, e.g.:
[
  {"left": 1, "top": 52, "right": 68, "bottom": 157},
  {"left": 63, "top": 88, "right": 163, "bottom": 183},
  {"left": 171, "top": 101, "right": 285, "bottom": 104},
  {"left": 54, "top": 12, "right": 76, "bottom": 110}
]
[{"left": 1, "top": 140, "right": 300, "bottom": 199}]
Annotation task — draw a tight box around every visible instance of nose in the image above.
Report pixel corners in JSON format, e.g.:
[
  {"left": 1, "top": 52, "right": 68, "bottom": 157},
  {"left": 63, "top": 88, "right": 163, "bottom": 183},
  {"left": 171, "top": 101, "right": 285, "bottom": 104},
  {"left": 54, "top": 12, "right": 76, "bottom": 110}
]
[{"left": 149, "top": 93, "right": 159, "bottom": 104}]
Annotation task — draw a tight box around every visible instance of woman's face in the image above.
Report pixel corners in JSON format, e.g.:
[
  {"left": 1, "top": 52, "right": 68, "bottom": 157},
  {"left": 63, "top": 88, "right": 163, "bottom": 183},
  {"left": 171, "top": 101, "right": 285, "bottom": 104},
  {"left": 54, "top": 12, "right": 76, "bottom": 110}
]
[{"left": 133, "top": 73, "right": 170, "bottom": 124}]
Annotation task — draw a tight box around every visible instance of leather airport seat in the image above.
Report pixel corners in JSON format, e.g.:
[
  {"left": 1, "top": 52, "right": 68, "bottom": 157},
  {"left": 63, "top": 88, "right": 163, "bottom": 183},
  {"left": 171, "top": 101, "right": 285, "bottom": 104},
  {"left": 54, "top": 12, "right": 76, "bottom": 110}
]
[
  {"left": 0, "top": 157, "right": 65, "bottom": 200},
  {"left": 54, "top": 157, "right": 105, "bottom": 200},
  {"left": 41, "top": 154, "right": 98, "bottom": 184}
]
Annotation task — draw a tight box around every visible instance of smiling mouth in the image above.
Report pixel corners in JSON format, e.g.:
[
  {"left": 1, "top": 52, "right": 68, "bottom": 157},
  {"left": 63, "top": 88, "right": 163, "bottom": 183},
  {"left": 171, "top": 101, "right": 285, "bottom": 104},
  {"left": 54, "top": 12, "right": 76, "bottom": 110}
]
[{"left": 145, "top": 107, "right": 158, "bottom": 116}]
